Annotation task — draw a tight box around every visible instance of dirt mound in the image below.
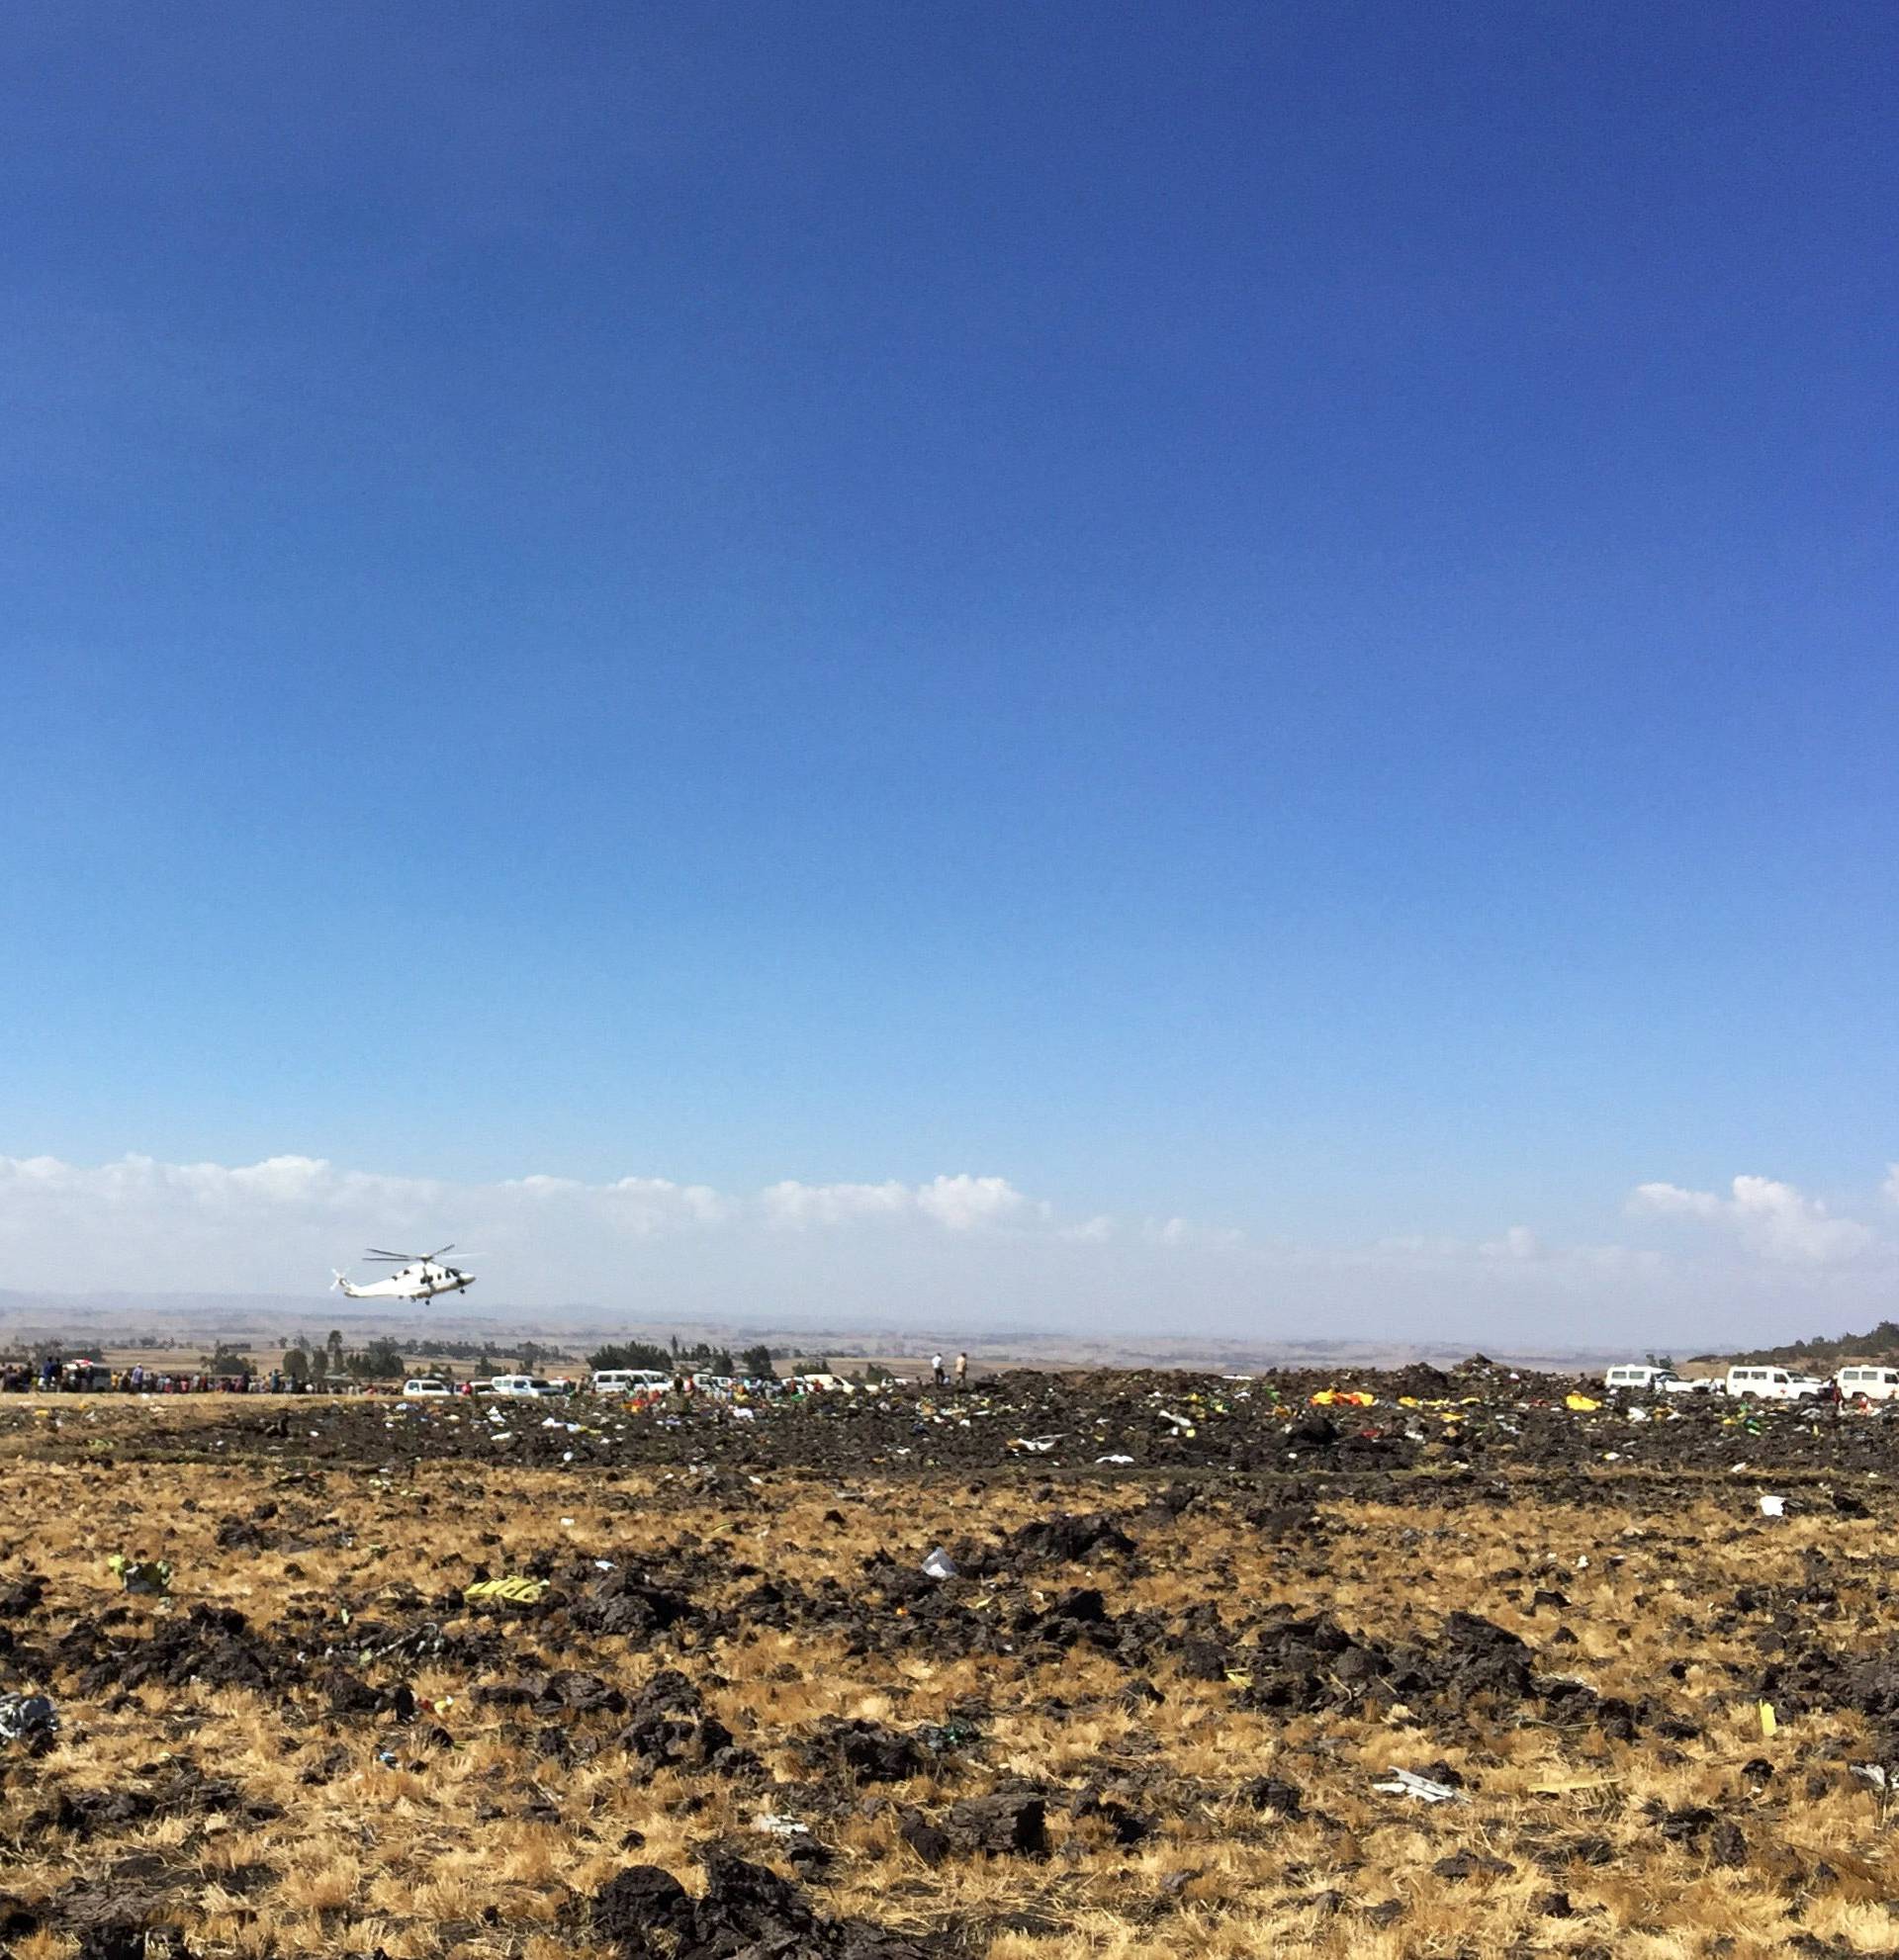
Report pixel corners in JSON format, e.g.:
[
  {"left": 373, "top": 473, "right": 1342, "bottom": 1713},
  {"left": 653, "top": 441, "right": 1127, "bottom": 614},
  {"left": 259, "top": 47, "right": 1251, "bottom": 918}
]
[{"left": 593, "top": 1850, "right": 937, "bottom": 1959}]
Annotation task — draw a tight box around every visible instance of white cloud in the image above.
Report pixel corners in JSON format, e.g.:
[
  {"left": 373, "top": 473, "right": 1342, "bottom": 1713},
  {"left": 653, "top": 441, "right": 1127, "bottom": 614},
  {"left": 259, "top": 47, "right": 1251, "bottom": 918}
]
[
  {"left": 0, "top": 1154, "right": 1205, "bottom": 1294},
  {"left": 758, "top": 1174, "right": 1048, "bottom": 1233},
  {"left": 1630, "top": 1181, "right": 1725, "bottom": 1222},
  {"left": 760, "top": 1180, "right": 912, "bottom": 1229},
  {"left": 7, "top": 1150, "right": 1897, "bottom": 1347},
  {"left": 1629, "top": 1174, "right": 1874, "bottom": 1265},
  {"left": 1884, "top": 1164, "right": 1899, "bottom": 1209},
  {"left": 1058, "top": 1214, "right": 1117, "bottom": 1243},
  {"left": 1480, "top": 1225, "right": 1541, "bottom": 1261},
  {"left": 1141, "top": 1215, "right": 1245, "bottom": 1248},
  {"left": 602, "top": 1177, "right": 730, "bottom": 1232},
  {"left": 915, "top": 1174, "right": 1044, "bottom": 1231}
]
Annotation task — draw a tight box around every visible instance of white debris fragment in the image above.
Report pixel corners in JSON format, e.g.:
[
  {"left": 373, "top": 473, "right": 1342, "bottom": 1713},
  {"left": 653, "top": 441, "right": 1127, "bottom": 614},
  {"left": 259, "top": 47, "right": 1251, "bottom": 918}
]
[
  {"left": 921, "top": 1547, "right": 957, "bottom": 1580},
  {"left": 1372, "top": 1768, "right": 1466, "bottom": 1804}
]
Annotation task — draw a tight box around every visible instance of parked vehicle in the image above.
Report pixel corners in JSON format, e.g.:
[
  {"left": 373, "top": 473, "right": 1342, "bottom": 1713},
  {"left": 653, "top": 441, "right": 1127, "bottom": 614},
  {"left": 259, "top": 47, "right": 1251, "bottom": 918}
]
[
  {"left": 1724, "top": 1366, "right": 1822, "bottom": 1402},
  {"left": 1603, "top": 1364, "right": 1678, "bottom": 1392},
  {"left": 1835, "top": 1365, "right": 1899, "bottom": 1404},
  {"left": 1660, "top": 1374, "right": 1723, "bottom": 1393},
  {"left": 487, "top": 1375, "right": 562, "bottom": 1398},
  {"left": 589, "top": 1369, "right": 671, "bottom": 1394},
  {"left": 402, "top": 1378, "right": 452, "bottom": 1398}
]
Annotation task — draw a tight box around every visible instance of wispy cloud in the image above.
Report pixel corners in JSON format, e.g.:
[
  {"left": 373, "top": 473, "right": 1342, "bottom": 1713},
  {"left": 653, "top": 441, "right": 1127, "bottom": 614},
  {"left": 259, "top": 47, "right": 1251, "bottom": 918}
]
[
  {"left": 7, "top": 1151, "right": 1899, "bottom": 1345},
  {"left": 0, "top": 1153, "right": 1228, "bottom": 1298},
  {"left": 1628, "top": 1174, "right": 1874, "bottom": 1265},
  {"left": 756, "top": 1174, "right": 1047, "bottom": 1233}
]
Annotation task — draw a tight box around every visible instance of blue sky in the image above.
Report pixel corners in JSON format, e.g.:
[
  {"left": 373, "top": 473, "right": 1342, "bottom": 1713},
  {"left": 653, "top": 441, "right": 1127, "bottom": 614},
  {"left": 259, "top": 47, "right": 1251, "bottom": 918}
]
[{"left": 4, "top": 4, "right": 1896, "bottom": 1339}]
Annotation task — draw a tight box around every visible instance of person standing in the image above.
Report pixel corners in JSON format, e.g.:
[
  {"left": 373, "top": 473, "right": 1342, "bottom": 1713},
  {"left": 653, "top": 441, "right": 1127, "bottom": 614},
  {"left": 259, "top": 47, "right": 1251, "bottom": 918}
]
[
  {"left": 954, "top": 1351, "right": 968, "bottom": 1390},
  {"left": 931, "top": 1353, "right": 946, "bottom": 1388}
]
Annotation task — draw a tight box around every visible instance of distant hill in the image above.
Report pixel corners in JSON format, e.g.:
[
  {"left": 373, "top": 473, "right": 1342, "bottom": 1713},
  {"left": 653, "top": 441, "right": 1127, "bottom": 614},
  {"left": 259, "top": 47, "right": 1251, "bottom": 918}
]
[{"left": 1694, "top": 1318, "right": 1899, "bottom": 1370}]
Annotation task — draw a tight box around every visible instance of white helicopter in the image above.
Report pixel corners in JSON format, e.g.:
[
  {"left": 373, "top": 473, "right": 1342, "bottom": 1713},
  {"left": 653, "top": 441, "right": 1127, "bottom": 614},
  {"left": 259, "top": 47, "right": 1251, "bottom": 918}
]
[{"left": 331, "top": 1245, "right": 476, "bottom": 1302}]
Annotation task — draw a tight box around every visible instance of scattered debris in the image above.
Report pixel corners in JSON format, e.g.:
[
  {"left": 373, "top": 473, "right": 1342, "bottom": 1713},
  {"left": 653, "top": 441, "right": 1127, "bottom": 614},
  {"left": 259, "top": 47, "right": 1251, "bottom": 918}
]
[
  {"left": 107, "top": 1555, "right": 172, "bottom": 1595},
  {"left": 1372, "top": 1768, "right": 1467, "bottom": 1804},
  {"left": 462, "top": 1575, "right": 549, "bottom": 1607},
  {"left": 0, "top": 1693, "right": 57, "bottom": 1746}
]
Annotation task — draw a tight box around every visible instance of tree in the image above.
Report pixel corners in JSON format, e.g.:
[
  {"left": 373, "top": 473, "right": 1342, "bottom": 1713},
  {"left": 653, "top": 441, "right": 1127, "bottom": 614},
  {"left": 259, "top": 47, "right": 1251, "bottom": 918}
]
[
  {"left": 203, "top": 1345, "right": 255, "bottom": 1376},
  {"left": 344, "top": 1337, "right": 407, "bottom": 1380},
  {"left": 325, "top": 1330, "right": 345, "bottom": 1375},
  {"left": 282, "top": 1348, "right": 311, "bottom": 1383},
  {"left": 589, "top": 1339, "right": 673, "bottom": 1374},
  {"left": 739, "top": 1345, "right": 775, "bottom": 1381}
]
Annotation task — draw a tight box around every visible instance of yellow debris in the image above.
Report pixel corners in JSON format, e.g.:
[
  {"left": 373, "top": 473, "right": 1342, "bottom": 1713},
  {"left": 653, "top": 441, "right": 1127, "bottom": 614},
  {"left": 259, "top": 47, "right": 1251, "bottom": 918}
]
[{"left": 462, "top": 1574, "right": 548, "bottom": 1606}]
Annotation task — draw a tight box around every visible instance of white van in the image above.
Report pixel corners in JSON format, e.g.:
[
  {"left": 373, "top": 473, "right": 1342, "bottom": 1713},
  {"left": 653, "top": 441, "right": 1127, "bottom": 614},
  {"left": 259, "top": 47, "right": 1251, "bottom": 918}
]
[
  {"left": 590, "top": 1369, "right": 671, "bottom": 1394},
  {"left": 402, "top": 1378, "right": 452, "bottom": 1398},
  {"left": 1836, "top": 1366, "right": 1899, "bottom": 1403},
  {"left": 1603, "top": 1364, "right": 1676, "bottom": 1392},
  {"left": 1725, "top": 1366, "right": 1820, "bottom": 1402},
  {"left": 488, "top": 1375, "right": 561, "bottom": 1398}
]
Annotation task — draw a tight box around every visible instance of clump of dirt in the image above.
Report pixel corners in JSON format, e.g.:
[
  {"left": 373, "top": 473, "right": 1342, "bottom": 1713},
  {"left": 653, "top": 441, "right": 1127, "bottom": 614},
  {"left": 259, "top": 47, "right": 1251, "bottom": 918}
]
[
  {"left": 593, "top": 1850, "right": 938, "bottom": 1959},
  {"left": 994, "top": 1511, "right": 1137, "bottom": 1567},
  {"left": 616, "top": 1669, "right": 757, "bottom": 1775}
]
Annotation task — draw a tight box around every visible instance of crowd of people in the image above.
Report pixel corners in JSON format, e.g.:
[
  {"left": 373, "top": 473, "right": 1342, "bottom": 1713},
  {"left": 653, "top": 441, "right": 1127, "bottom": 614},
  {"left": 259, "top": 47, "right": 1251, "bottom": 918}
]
[
  {"left": 0, "top": 1353, "right": 983, "bottom": 1399},
  {"left": 0, "top": 1359, "right": 303, "bottom": 1394}
]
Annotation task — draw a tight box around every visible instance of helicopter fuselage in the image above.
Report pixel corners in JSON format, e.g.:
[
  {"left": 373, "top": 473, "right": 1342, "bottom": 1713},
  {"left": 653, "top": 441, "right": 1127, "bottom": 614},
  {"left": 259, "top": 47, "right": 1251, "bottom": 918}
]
[{"left": 333, "top": 1262, "right": 475, "bottom": 1301}]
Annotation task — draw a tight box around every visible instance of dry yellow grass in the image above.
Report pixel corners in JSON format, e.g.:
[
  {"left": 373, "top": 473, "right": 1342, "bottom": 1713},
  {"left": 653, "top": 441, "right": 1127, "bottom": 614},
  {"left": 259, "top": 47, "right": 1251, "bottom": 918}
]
[{"left": 0, "top": 1402, "right": 1894, "bottom": 1956}]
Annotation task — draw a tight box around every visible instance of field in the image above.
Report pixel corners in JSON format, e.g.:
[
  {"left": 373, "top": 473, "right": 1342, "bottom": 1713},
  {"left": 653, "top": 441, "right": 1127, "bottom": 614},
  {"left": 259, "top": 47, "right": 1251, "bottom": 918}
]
[{"left": 2, "top": 1374, "right": 1898, "bottom": 1958}]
